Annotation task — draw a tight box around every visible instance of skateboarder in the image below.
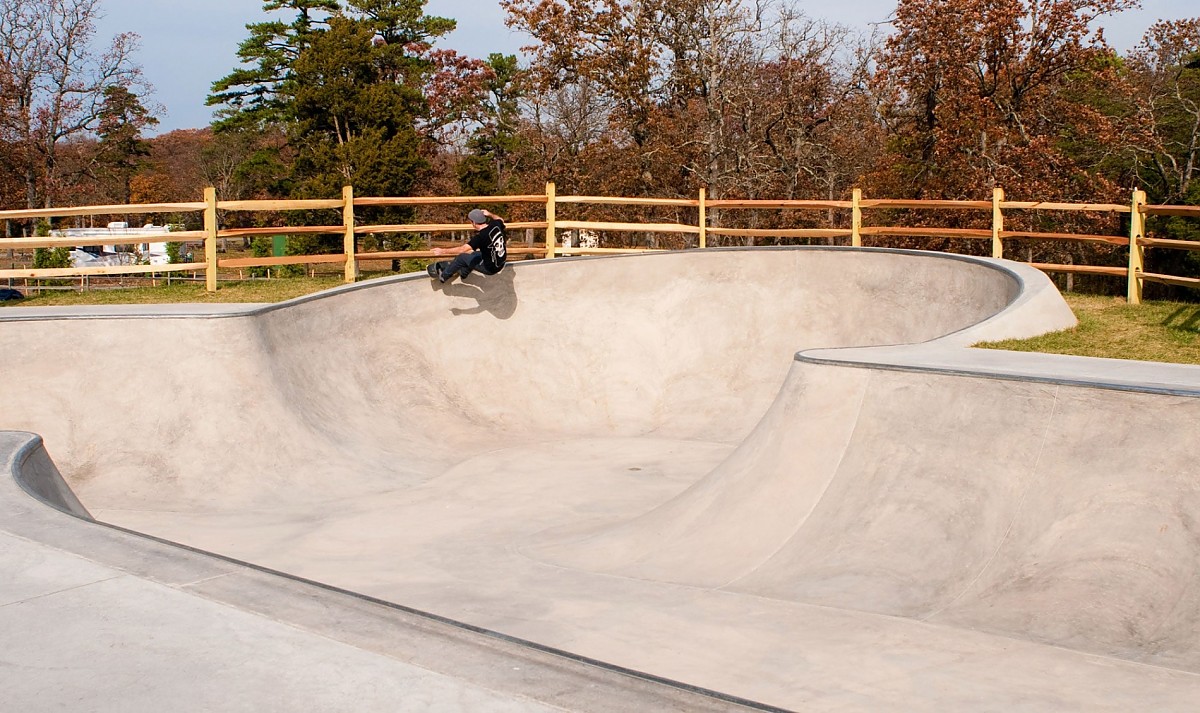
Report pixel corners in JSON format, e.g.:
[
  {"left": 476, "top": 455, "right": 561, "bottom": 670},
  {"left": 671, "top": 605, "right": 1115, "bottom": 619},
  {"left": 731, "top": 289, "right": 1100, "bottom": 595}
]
[{"left": 428, "top": 208, "right": 507, "bottom": 283}]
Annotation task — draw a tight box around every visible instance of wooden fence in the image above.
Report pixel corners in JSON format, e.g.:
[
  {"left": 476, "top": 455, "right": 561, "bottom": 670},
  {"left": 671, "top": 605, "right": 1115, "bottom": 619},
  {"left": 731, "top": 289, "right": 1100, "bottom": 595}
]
[{"left": 2, "top": 184, "right": 1198, "bottom": 304}]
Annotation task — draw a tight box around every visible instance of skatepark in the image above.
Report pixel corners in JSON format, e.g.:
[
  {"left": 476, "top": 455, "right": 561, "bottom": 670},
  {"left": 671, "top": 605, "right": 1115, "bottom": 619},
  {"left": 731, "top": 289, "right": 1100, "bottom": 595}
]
[{"left": 3, "top": 246, "right": 1200, "bottom": 711}]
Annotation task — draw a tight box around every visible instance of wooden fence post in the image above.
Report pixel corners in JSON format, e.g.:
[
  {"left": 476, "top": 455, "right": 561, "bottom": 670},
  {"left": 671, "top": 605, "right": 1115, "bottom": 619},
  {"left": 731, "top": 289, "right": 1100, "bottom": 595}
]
[
  {"left": 698, "top": 187, "right": 707, "bottom": 249},
  {"left": 1128, "top": 188, "right": 1146, "bottom": 305},
  {"left": 343, "top": 185, "right": 356, "bottom": 283},
  {"left": 992, "top": 187, "right": 1005, "bottom": 259},
  {"left": 851, "top": 188, "right": 862, "bottom": 247},
  {"left": 545, "top": 181, "right": 556, "bottom": 259},
  {"left": 203, "top": 186, "right": 218, "bottom": 292}
]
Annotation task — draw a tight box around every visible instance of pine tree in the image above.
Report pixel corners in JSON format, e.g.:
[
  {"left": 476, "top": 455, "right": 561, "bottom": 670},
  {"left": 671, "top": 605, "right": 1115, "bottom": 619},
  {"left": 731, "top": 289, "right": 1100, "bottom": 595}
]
[
  {"left": 207, "top": 0, "right": 341, "bottom": 132},
  {"left": 95, "top": 86, "right": 158, "bottom": 205}
]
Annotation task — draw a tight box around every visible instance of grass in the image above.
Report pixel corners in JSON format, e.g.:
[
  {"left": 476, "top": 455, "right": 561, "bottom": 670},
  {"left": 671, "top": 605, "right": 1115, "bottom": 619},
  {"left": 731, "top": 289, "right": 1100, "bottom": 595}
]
[
  {"left": 3, "top": 277, "right": 1198, "bottom": 365},
  {"left": 978, "top": 294, "right": 1200, "bottom": 365},
  {"left": 0, "top": 278, "right": 348, "bottom": 305},
  {"left": 0, "top": 272, "right": 402, "bottom": 307}
]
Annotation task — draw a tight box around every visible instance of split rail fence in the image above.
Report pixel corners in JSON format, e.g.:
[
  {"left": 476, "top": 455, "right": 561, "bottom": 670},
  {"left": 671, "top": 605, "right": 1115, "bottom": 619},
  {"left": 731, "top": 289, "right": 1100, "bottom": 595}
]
[{"left": 2, "top": 184, "right": 1198, "bottom": 304}]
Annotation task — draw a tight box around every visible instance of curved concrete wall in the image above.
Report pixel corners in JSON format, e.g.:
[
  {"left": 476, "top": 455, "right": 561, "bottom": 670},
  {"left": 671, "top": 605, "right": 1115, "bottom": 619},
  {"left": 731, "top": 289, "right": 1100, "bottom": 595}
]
[
  {"left": 0, "top": 247, "right": 1063, "bottom": 512},
  {"left": 533, "top": 354, "right": 1200, "bottom": 670},
  {"left": 246, "top": 248, "right": 1037, "bottom": 443},
  {"left": 4, "top": 432, "right": 91, "bottom": 519}
]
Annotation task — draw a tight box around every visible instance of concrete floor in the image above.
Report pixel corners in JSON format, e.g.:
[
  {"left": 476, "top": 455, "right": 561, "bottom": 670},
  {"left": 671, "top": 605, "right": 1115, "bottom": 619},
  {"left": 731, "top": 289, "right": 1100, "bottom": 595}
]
[{"left": 3, "top": 247, "right": 1199, "bottom": 711}]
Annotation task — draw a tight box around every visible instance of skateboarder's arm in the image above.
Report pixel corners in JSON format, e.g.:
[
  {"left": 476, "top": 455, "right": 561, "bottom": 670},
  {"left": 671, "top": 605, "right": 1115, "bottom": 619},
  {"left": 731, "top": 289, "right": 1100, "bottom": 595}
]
[{"left": 479, "top": 209, "right": 503, "bottom": 222}]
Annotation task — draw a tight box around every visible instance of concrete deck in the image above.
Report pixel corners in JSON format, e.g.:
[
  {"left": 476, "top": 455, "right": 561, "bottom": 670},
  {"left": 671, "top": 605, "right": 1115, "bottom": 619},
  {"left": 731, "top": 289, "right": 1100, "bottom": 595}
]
[{"left": 2, "top": 247, "right": 1198, "bottom": 711}]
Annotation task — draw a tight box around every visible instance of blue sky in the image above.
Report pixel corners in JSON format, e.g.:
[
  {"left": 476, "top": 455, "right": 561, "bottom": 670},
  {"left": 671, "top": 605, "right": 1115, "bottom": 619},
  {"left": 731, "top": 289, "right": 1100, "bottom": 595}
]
[{"left": 93, "top": 0, "right": 1198, "bottom": 134}]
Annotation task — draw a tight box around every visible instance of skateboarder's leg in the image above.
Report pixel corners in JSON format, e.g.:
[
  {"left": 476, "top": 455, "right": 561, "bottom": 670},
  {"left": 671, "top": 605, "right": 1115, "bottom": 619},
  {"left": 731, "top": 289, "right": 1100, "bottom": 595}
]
[
  {"left": 440, "top": 251, "right": 482, "bottom": 281},
  {"left": 457, "top": 252, "right": 485, "bottom": 278}
]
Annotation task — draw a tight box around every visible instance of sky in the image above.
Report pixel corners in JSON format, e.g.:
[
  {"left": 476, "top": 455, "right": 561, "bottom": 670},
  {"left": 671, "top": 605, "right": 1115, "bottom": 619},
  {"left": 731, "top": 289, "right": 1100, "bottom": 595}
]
[{"left": 92, "top": 0, "right": 1199, "bottom": 135}]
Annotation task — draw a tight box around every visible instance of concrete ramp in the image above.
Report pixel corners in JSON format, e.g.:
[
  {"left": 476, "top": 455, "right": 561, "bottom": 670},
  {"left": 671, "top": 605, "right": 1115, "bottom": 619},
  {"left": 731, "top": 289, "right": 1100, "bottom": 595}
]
[
  {"left": 4, "top": 247, "right": 1200, "bottom": 710},
  {"left": 533, "top": 358, "right": 1200, "bottom": 671},
  {"left": 0, "top": 248, "right": 1051, "bottom": 510}
]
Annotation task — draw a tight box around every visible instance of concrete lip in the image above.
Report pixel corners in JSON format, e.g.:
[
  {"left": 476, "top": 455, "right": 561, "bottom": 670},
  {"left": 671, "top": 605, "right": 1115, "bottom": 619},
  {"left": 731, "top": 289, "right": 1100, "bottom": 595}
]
[{"left": 2, "top": 247, "right": 1199, "bottom": 711}]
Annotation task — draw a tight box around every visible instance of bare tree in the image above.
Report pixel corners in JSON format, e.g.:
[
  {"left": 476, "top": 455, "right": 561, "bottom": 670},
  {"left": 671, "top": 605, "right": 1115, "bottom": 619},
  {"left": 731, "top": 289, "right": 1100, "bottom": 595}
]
[
  {"left": 519, "top": 77, "right": 613, "bottom": 188},
  {"left": 0, "top": 0, "right": 148, "bottom": 209},
  {"left": 504, "top": 0, "right": 875, "bottom": 207},
  {"left": 1126, "top": 19, "right": 1200, "bottom": 205}
]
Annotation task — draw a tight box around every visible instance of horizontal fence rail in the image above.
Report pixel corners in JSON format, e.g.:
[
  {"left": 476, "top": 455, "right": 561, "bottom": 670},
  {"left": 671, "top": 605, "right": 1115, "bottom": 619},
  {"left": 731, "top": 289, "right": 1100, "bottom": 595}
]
[{"left": 1, "top": 184, "right": 1198, "bottom": 304}]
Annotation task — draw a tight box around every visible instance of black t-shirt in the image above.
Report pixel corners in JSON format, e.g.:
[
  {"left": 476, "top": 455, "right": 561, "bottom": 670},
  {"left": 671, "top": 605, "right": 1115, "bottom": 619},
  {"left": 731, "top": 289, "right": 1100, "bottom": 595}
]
[{"left": 468, "top": 218, "right": 507, "bottom": 274}]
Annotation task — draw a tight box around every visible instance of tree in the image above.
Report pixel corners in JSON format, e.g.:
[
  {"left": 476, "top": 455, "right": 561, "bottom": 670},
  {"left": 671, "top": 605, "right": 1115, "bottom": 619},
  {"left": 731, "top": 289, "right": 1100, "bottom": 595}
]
[
  {"left": 344, "top": 0, "right": 490, "bottom": 144},
  {"left": 503, "top": 0, "right": 875, "bottom": 231},
  {"left": 503, "top": 0, "right": 669, "bottom": 194},
  {"left": 289, "top": 15, "right": 426, "bottom": 197},
  {"left": 94, "top": 85, "right": 157, "bottom": 205},
  {"left": 503, "top": 75, "right": 614, "bottom": 197},
  {"left": 31, "top": 218, "right": 69, "bottom": 268},
  {"left": 210, "top": 0, "right": 492, "bottom": 206},
  {"left": 1122, "top": 19, "right": 1200, "bottom": 297},
  {"left": 873, "top": 0, "right": 1137, "bottom": 200},
  {"left": 0, "top": 0, "right": 149, "bottom": 209},
  {"left": 346, "top": 0, "right": 455, "bottom": 46},
  {"left": 687, "top": 6, "right": 878, "bottom": 202},
  {"left": 208, "top": 0, "right": 340, "bottom": 132},
  {"left": 0, "top": 59, "right": 27, "bottom": 208},
  {"left": 1126, "top": 19, "right": 1200, "bottom": 207},
  {"left": 457, "top": 53, "right": 525, "bottom": 195}
]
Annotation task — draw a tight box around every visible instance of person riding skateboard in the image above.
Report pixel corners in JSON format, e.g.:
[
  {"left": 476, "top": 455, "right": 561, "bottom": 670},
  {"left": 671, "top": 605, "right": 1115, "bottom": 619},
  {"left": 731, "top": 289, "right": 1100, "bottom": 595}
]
[{"left": 428, "top": 208, "right": 507, "bottom": 283}]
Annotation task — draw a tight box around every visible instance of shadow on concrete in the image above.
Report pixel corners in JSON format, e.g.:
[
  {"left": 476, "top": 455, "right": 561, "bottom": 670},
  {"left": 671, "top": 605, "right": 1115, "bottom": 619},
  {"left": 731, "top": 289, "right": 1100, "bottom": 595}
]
[{"left": 432, "top": 267, "right": 518, "bottom": 320}]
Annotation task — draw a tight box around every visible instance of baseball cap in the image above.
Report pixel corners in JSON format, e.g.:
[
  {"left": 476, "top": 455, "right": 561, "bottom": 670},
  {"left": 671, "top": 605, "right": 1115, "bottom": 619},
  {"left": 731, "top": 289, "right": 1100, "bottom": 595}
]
[{"left": 467, "top": 209, "right": 488, "bottom": 224}]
